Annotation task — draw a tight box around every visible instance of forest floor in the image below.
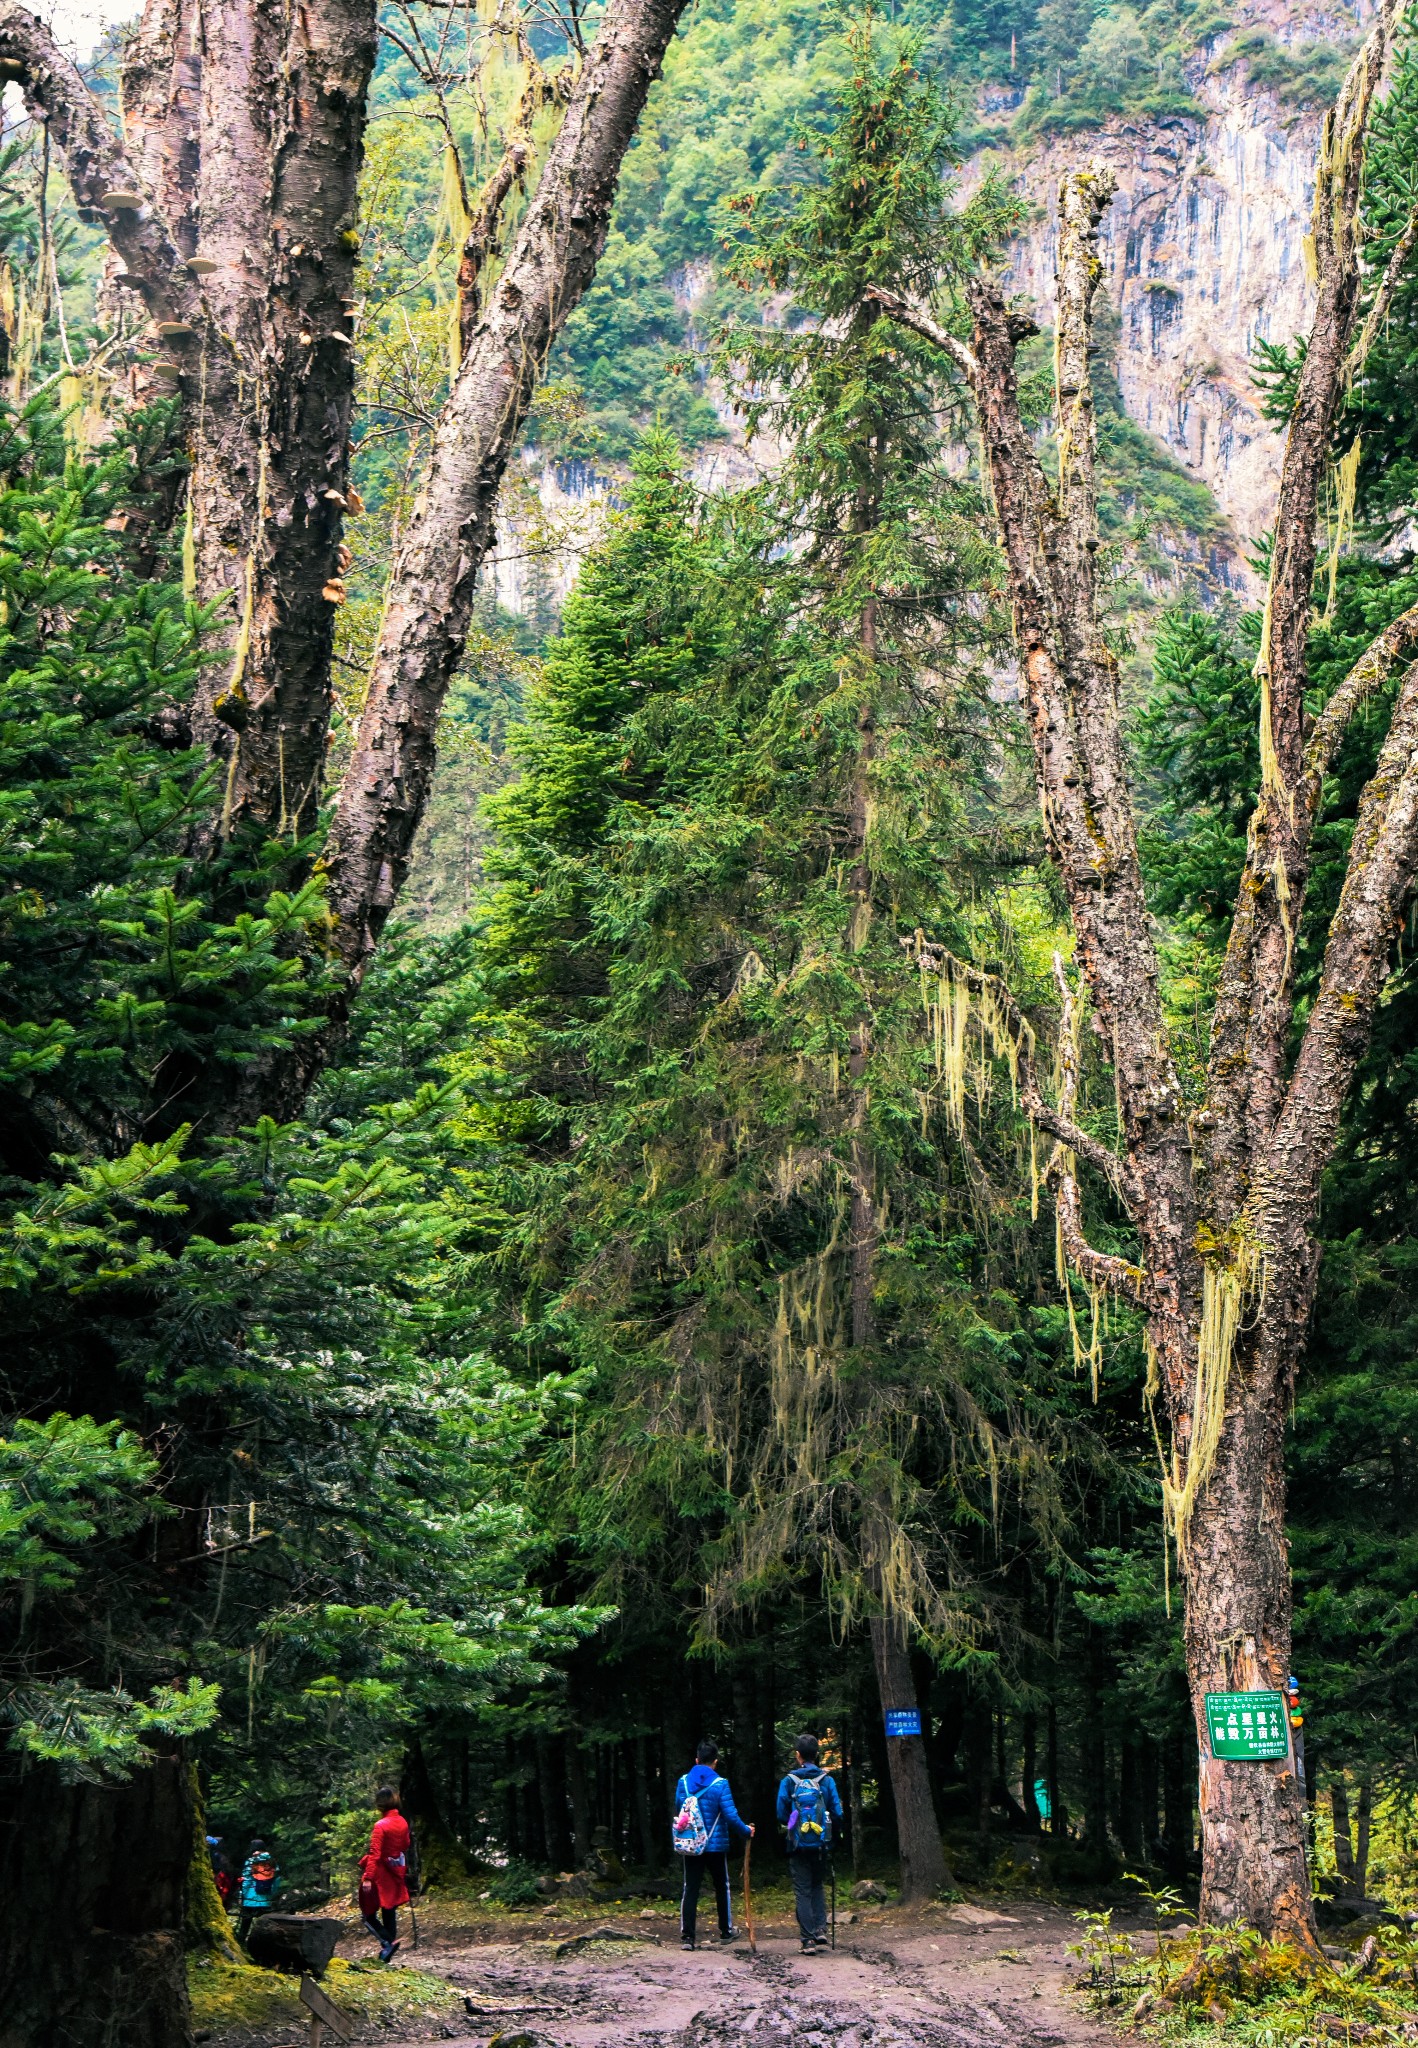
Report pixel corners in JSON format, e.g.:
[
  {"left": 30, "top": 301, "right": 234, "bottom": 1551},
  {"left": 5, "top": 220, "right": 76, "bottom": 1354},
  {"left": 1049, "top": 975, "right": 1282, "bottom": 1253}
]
[
  {"left": 394, "top": 1891, "right": 1118, "bottom": 2048},
  {"left": 188, "top": 1889, "right": 1126, "bottom": 2048}
]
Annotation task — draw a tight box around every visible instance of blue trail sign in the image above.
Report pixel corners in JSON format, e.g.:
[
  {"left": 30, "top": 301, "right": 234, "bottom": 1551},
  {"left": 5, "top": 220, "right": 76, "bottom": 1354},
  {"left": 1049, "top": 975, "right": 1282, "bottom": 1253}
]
[{"left": 884, "top": 1708, "right": 922, "bottom": 1738}]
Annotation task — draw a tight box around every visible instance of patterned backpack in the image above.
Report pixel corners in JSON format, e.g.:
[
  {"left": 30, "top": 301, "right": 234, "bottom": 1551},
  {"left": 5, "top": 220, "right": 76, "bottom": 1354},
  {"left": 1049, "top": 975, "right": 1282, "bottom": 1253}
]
[{"left": 671, "top": 1775, "right": 720, "bottom": 1856}]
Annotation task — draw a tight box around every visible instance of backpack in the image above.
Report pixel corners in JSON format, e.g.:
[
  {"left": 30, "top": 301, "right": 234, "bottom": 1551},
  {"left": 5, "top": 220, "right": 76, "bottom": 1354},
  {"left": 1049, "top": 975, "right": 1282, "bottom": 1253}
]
[
  {"left": 248, "top": 1852, "right": 277, "bottom": 1898},
  {"left": 786, "top": 1768, "right": 832, "bottom": 1850},
  {"left": 671, "top": 1775, "right": 720, "bottom": 1856}
]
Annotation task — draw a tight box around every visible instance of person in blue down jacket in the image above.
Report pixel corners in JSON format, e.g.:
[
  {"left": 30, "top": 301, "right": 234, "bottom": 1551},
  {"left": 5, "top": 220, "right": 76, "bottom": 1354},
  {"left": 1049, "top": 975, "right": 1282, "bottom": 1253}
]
[{"left": 672, "top": 1738, "right": 754, "bottom": 1949}]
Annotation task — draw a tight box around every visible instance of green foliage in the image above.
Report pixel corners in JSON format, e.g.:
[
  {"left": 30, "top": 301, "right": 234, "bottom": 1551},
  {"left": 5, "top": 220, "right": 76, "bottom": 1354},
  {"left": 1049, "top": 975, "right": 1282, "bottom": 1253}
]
[
  {"left": 0, "top": 1412, "right": 156, "bottom": 1591},
  {"left": 1217, "top": 27, "right": 1360, "bottom": 110},
  {"left": 1013, "top": 0, "right": 1209, "bottom": 138},
  {"left": 464, "top": 39, "right": 1131, "bottom": 1799},
  {"left": 0, "top": 398, "right": 601, "bottom": 1865}
]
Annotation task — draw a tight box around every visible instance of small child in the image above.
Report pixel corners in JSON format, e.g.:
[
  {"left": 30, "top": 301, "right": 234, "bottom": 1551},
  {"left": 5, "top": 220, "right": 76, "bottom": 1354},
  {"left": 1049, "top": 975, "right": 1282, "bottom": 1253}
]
[{"left": 237, "top": 1838, "right": 281, "bottom": 1942}]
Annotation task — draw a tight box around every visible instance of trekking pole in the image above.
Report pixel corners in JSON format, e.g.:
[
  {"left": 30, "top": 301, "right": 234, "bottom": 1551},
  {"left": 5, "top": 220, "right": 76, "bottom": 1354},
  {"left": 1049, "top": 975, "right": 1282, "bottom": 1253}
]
[
  {"left": 743, "top": 1837, "right": 756, "bottom": 1954},
  {"left": 830, "top": 1857, "right": 836, "bottom": 1951}
]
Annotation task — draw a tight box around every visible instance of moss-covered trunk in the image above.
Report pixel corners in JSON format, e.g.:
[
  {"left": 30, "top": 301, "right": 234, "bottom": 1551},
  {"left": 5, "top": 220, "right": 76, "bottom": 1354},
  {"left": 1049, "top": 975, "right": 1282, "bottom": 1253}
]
[{"left": 0, "top": 1752, "right": 193, "bottom": 2048}]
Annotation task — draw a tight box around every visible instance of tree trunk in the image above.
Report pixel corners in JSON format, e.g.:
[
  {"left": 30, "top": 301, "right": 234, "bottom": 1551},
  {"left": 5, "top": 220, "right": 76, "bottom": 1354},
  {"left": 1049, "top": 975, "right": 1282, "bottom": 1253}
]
[
  {"left": 1331, "top": 1776, "right": 1356, "bottom": 1891},
  {"left": 1140, "top": 1739, "right": 1160, "bottom": 1866},
  {"left": 0, "top": 1753, "right": 192, "bottom": 2048},
  {"left": 1183, "top": 1394, "right": 1313, "bottom": 1934},
  {"left": 503, "top": 1739, "right": 523, "bottom": 1862},
  {"left": 108, "top": 0, "right": 379, "bottom": 845},
  {"left": 1354, "top": 1778, "right": 1372, "bottom": 1899},
  {"left": 1162, "top": 1731, "right": 1192, "bottom": 1880},
  {"left": 965, "top": 1706, "right": 991, "bottom": 1866},
  {"left": 1022, "top": 1714, "right": 1042, "bottom": 1832},
  {"left": 846, "top": 1716, "right": 864, "bottom": 1878},
  {"left": 1046, "top": 1700, "right": 1065, "bottom": 1838},
  {"left": 538, "top": 1735, "right": 573, "bottom": 1870},
  {"left": 566, "top": 1737, "right": 593, "bottom": 1869},
  {"left": 869, "top": 1617, "right": 950, "bottom": 1902},
  {"left": 1118, "top": 1741, "right": 1143, "bottom": 1866},
  {"left": 633, "top": 1733, "right": 660, "bottom": 1871}
]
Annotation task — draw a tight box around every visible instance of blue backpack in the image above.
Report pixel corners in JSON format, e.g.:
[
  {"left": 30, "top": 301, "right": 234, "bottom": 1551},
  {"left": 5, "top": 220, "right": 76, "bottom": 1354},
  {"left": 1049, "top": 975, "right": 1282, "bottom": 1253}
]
[{"left": 786, "top": 1767, "right": 832, "bottom": 1850}]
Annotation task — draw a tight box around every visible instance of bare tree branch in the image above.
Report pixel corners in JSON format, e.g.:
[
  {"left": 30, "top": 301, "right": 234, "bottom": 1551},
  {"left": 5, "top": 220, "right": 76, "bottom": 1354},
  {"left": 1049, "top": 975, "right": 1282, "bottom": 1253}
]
[
  {"left": 1268, "top": 657, "right": 1418, "bottom": 1215},
  {"left": 862, "top": 284, "right": 980, "bottom": 381},
  {"left": 1351, "top": 204, "right": 1418, "bottom": 377},
  {"left": 321, "top": 0, "right": 691, "bottom": 982},
  {"left": 1302, "top": 599, "right": 1418, "bottom": 789},
  {"left": 906, "top": 936, "right": 1140, "bottom": 1215},
  {"left": 0, "top": 2, "right": 191, "bottom": 316},
  {"left": 1202, "top": 0, "right": 1409, "bottom": 1219}
]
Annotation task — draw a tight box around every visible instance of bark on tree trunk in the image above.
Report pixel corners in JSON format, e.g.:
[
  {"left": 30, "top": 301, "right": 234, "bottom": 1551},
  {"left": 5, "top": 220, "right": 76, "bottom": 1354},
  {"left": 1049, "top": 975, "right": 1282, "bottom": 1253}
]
[
  {"left": 1182, "top": 1375, "right": 1314, "bottom": 1933},
  {"left": 0, "top": 1753, "right": 193, "bottom": 2048},
  {"left": 870, "top": 1616, "right": 950, "bottom": 1902},
  {"left": 847, "top": 1716, "right": 865, "bottom": 1878}
]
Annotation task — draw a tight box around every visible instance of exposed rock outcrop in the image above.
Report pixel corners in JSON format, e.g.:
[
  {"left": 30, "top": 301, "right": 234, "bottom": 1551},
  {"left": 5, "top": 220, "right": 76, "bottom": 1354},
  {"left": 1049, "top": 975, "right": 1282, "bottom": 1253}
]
[{"left": 992, "top": 7, "right": 1380, "bottom": 564}]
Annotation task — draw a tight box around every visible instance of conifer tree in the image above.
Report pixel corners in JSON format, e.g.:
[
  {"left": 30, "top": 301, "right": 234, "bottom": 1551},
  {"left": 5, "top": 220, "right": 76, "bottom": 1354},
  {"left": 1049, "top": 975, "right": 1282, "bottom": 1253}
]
[{"left": 471, "top": 24, "right": 1064, "bottom": 1901}]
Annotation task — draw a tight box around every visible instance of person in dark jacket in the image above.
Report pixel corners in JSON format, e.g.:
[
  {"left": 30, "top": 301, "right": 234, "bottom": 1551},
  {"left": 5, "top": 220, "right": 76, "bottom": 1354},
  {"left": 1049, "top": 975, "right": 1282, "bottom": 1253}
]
[
  {"left": 673, "top": 1738, "right": 754, "bottom": 1949},
  {"left": 776, "top": 1734, "right": 844, "bottom": 1953}
]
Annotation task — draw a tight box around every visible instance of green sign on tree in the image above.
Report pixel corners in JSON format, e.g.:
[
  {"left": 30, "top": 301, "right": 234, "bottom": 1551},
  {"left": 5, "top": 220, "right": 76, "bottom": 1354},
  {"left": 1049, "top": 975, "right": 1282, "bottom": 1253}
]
[{"left": 1204, "top": 1690, "right": 1289, "bottom": 1760}]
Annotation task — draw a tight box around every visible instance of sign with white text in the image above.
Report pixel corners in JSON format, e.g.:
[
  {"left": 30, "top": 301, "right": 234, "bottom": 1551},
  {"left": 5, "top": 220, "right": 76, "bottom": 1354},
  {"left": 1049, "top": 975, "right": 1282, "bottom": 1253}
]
[
  {"left": 1204, "top": 1690, "right": 1288, "bottom": 1760},
  {"left": 884, "top": 1708, "right": 922, "bottom": 1738}
]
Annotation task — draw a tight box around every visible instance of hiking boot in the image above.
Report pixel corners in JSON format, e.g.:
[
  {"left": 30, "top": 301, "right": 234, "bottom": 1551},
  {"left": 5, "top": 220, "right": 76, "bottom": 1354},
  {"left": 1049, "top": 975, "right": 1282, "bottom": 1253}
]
[
  {"left": 680, "top": 1939, "right": 696, "bottom": 1951},
  {"left": 718, "top": 1930, "right": 739, "bottom": 1943}
]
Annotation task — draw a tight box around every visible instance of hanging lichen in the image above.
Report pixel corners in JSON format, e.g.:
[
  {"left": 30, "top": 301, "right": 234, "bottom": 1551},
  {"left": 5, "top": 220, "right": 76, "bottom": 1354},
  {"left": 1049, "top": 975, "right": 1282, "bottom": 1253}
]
[
  {"left": 1162, "top": 1228, "right": 1266, "bottom": 1561},
  {"left": 1324, "top": 435, "right": 1364, "bottom": 620}
]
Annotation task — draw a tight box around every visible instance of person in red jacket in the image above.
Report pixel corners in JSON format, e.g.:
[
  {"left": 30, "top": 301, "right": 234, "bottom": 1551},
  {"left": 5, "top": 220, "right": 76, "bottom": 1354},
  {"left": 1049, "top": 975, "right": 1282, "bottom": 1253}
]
[{"left": 361, "top": 1787, "right": 411, "bottom": 1962}]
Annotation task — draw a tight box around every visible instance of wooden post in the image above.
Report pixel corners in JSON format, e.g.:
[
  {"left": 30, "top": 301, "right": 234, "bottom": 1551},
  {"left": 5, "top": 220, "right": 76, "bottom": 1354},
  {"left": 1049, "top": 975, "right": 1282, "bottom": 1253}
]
[{"left": 299, "top": 1976, "right": 353, "bottom": 2046}]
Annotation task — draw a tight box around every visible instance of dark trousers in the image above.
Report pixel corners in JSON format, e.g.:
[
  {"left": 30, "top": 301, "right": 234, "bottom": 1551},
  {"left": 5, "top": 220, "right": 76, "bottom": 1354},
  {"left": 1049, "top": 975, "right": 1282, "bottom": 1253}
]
[
  {"left": 680, "top": 1850, "right": 731, "bottom": 1942},
  {"left": 789, "top": 1849, "right": 829, "bottom": 1942},
  {"left": 363, "top": 1905, "right": 398, "bottom": 1944}
]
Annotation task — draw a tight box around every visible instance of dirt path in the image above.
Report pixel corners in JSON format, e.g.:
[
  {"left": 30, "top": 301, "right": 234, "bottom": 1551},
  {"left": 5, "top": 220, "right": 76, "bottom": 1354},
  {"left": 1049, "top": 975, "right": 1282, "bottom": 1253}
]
[{"left": 377, "top": 1898, "right": 1119, "bottom": 2048}]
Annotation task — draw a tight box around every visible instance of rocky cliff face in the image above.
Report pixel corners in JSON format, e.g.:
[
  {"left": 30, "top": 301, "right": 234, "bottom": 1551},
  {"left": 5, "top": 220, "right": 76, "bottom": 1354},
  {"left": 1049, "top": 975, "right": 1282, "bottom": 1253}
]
[
  {"left": 491, "top": 8, "right": 1369, "bottom": 615},
  {"left": 996, "top": 9, "right": 1380, "bottom": 574}
]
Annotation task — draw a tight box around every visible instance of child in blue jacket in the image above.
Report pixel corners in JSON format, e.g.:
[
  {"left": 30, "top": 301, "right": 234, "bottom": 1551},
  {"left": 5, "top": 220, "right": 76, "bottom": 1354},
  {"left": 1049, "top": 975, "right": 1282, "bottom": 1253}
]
[
  {"left": 776, "top": 1734, "right": 843, "bottom": 1952},
  {"left": 673, "top": 1738, "right": 754, "bottom": 1949}
]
